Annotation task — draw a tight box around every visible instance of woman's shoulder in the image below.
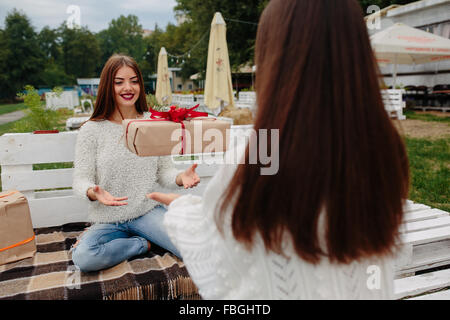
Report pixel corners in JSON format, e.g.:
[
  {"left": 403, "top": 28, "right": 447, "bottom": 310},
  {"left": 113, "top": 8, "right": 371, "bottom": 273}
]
[
  {"left": 79, "top": 119, "right": 107, "bottom": 131},
  {"left": 77, "top": 119, "right": 110, "bottom": 139}
]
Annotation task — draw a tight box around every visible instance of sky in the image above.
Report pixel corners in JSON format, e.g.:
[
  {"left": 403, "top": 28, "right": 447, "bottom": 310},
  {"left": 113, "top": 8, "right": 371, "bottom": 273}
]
[{"left": 0, "top": 0, "right": 178, "bottom": 32}]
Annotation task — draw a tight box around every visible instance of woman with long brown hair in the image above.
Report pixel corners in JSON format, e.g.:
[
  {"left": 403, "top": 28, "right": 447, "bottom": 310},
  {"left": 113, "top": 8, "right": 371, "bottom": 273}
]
[
  {"left": 149, "top": 0, "right": 409, "bottom": 299},
  {"left": 71, "top": 54, "right": 200, "bottom": 272}
]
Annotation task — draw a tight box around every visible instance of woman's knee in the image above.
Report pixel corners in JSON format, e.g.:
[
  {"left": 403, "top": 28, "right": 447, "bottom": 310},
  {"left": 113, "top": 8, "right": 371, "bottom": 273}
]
[{"left": 71, "top": 242, "right": 104, "bottom": 273}]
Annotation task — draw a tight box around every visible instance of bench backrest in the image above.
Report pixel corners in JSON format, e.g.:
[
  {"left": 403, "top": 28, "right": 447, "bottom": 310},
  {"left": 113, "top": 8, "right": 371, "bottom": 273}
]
[{"left": 0, "top": 125, "right": 254, "bottom": 228}]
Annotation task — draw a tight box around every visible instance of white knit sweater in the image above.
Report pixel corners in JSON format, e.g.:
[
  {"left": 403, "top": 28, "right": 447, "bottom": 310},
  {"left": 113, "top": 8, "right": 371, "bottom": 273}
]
[
  {"left": 164, "top": 142, "right": 397, "bottom": 299},
  {"left": 73, "top": 112, "right": 183, "bottom": 224}
]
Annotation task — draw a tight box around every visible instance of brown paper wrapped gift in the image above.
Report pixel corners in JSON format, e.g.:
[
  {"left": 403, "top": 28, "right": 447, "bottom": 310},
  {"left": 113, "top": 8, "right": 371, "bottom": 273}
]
[
  {"left": 0, "top": 190, "right": 36, "bottom": 265},
  {"left": 123, "top": 118, "right": 231, "bottom": 157}
]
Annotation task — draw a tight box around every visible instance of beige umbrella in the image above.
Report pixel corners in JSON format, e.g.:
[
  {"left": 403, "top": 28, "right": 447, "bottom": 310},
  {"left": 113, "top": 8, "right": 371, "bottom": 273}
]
[
  {"left": 371, "top": 23, "right": 450, "bottom": 86},
  {"left": 204, "top": 12, "right": 235, "bottom": 114},
  {"left": 155, "top": 47, "right": 172, "bottom": 105}
]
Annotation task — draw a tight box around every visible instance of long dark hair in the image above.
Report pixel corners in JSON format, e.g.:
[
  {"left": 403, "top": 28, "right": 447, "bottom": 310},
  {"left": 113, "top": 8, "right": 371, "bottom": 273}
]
[
  {"left": 217, "top": 0, "right": 409, "bottom": 264},
  {"left": 89, "top": 54, "right": 148, "bottom": 121}
]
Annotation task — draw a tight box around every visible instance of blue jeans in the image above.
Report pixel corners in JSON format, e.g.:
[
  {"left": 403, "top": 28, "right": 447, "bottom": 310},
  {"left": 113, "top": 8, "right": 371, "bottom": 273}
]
[{"left": 71, "top": 205, "right": 180, "bottom": 272}]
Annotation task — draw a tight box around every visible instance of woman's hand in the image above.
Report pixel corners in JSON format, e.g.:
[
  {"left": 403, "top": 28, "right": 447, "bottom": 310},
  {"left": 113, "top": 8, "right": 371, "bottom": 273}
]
[
  {"left": 87, "top": 185, "right": 128, "bottom": 206},
  {"left": 147, "top": 192, "right": 181, "bottom": 206},
  {"left": 176, "top": 164, "right": 200, "bottom": 189}
]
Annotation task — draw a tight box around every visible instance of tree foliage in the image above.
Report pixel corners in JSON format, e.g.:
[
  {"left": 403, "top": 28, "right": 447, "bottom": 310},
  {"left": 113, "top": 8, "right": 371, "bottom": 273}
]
[
  {"left": 0, "top": 9, "right": 44, "bottom": 100},
  {"left": 0, "top": 0, "right": 421, "bottom": 100},
  {"left": 97, "top": 15, "right": 146, "bottom": 70}
]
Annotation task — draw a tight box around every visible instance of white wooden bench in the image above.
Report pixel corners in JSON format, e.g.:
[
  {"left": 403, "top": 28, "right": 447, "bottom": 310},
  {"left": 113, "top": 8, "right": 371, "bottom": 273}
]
[
  {"left": 1, "top": 128, "right": 449, "bottom": 299},
  {"left": 381, "top": 89, "right": 406, "bottom": 120},
  {"left": 0, "top": 125, "right": 254, "bottom": 228}
]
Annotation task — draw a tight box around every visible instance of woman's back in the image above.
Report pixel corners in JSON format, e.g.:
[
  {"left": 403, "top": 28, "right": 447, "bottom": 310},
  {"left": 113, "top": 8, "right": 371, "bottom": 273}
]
[
  {"left": 164, "top": 144, "right": 396, "bottom": 299},
  {"left": 161, "top": 0, "right": 409, "bottom": 300}
]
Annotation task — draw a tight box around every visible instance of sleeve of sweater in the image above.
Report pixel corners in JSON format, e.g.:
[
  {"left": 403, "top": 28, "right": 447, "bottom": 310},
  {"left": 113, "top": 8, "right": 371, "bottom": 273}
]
[
  {"left": 163, "top": 157, "right": 244, "bottom": 299},
  {"left": 156, "top": 156, "right": 183, "bottom": 188},
  {"left": 72, "top": 122, "right": 97, "bottom": 199},
  {"left": 164, "top": 194, "right": 226, "bottom": 299}
]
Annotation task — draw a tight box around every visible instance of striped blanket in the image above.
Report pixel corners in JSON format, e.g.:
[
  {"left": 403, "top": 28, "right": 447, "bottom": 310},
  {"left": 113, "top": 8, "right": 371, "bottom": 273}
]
[{"left": 0, "top": 223, "right": 200, "bottom": 300}]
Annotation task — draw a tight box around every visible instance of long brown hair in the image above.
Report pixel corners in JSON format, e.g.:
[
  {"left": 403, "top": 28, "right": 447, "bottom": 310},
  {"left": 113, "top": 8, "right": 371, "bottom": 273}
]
[
  {"left": 217, "top": 0, "right": 409, "bottom": 264},
  {"left": 90, "top": 54, "right": 148, "bottom": 121}
]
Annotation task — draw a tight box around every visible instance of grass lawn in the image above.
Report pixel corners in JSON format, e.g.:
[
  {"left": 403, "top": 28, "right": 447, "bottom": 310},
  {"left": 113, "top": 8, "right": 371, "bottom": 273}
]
[
  {"left": 0, "top": 102, "right": 28, "bottom": 115},
  {"left": 406, "top": 137, "right": 449, "bottom": 212},
  {"left": 404, "top": 109, "right": 450, "bottom": 123}
]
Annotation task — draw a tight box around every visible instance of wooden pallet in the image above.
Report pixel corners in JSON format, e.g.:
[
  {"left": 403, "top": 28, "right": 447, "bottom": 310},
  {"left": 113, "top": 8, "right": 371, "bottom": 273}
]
[{"left": 394, "top": 200, "right": 450, "bottom": 299}]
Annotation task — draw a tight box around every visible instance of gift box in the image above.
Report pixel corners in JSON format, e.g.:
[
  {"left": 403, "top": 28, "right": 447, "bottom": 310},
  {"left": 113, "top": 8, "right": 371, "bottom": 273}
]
[
  {"left": 123, "top": 106, "right": 231, "bottom": 157},
  {"left": 0, "top": 190, "right": 36, "bottom": 265}
]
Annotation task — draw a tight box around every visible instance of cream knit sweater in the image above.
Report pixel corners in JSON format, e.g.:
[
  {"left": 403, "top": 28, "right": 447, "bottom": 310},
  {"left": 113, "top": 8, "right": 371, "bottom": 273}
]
[{"left": 73, "top": 113, "right": 183, "bottom": 224}]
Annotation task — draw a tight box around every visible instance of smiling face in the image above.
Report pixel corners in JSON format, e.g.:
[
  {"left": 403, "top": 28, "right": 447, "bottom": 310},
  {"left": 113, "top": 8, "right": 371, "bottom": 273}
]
[{"left": 114, "top": 65, "right": 140, "bottom": 110}]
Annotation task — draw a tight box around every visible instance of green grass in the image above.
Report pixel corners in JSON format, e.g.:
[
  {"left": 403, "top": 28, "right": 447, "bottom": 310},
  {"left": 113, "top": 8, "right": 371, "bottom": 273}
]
[
  {"left": 0, "top": 103, "right": 28, "bottom": 115},
  {"left": 405, "top": 109, "right": 450, "bottom": 123},
  {"left": 406, "top": 137, "right": 450, "bottom": 212}
]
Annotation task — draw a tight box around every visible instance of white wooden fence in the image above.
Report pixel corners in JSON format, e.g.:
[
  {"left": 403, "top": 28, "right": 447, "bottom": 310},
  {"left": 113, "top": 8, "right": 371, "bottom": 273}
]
[
  {"left": 45, "top": 91, "right": 80, "bottom": 110},
  {"left": 0, "top": 126, "right": 449, "bottom": 299},
  {"left": 381, "top": 89, "right": 406, "bottom": 120}
]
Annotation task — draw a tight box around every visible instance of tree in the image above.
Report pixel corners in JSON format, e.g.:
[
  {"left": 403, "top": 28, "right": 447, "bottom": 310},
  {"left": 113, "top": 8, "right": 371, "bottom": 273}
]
[
  {"left": 38, "top": 26, "right": 60, "bottom": 61},
  {"left": 58, "top": 24, "right": 101, "bottom": 80},
  {"left": 174, "top": 0, "right": 264, "bottom": 71},
  {"left": 0, "top": 29, "right": 11, "bottom": 99},
  {"left": 0, "top": 9, "right": 44, "bottom": 100},
  {"left": 96, "top": 15, "right": 146, "bottom": 71}
]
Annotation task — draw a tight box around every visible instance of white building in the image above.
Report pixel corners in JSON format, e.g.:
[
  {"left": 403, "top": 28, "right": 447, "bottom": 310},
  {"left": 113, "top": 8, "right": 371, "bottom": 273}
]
[{"left": 366, "top": 0, "right": 450, "bottom": 88}]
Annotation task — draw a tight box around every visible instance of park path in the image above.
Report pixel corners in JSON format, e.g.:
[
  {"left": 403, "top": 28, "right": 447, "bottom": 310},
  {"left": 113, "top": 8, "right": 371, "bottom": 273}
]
[{"left": 0, "top": 110, "right": 26, "bottom": 125}]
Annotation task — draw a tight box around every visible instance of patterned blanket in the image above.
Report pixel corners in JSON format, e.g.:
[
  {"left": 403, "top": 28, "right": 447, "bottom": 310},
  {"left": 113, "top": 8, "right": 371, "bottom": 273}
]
[{"left": 0, "top": 223, "right": 200, "bottom": 300}]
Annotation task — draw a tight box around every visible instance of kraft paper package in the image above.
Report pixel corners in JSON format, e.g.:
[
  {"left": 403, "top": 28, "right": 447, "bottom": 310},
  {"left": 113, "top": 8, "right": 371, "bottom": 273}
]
[
  {"left": 123, "top": 118, "right": 231, "bottom": 157},
  {"left": 0, "top": 190, "right": 36, "bottom": 265}
]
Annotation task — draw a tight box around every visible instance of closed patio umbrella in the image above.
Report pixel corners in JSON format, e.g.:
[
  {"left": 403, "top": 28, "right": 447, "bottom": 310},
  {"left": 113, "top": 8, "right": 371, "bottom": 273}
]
[
  {"left": 204, "top": 12, "right": 235, "bottom": 115},
  {"left": 371, "top": 23, "right": 450, "bottom": 86},
  {"left": 155, "top": 47, "right": 172, "bottom": 105}
]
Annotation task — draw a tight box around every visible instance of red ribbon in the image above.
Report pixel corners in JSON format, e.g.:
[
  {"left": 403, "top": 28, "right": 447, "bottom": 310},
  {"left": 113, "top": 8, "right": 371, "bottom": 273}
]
[
  {"left": 149, "top": 104, "right": 207, "bottom": 123},
  {"left": 126, "top": 105, "right": 208, "bottom": 155}
]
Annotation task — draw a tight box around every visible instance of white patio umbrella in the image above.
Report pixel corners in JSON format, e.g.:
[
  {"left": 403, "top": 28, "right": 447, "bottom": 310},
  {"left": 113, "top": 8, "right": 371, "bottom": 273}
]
[
  {"left": 204, "top": 12, "right": 235, "bottom": 115},
  {"left": 155, "top": 47, "right": 172, "bottom": 105},
  {"left": 370, "top": 23, "right": 450, "bottom": 86}
]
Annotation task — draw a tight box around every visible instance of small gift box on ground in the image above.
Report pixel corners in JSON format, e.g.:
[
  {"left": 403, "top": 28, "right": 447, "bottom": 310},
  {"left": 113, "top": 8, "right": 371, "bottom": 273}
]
[
  {"left": 0, "top": 190, "right": 36, "bottom": 265},
  {"left": 124, "top": 105, "right": 231, "bottom": 157}
]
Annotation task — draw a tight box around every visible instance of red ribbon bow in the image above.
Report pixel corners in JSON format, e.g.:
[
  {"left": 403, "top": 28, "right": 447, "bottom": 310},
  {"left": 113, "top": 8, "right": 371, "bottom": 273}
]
[
  {"left": 125, "top": 105, "right": 209, "bottom": 155},
  {"left": 149, "top": 104, "right": 208, "bottom": 122}
]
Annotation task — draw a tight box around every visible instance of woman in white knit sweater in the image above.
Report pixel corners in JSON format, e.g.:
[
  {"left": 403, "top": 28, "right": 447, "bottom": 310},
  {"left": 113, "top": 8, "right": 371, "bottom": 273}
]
[
  {"left": 149, "top": 0, "right": 410, "bottom": 299},
  {"left": 71, "top": 54, "right": 200, "bottom": 272}
]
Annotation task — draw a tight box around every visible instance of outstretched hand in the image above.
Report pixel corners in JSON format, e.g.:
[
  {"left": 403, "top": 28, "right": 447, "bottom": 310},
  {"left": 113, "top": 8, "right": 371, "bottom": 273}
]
[
  {"left": 88, "top": 185, "right": 128, "bottom": 206},
  {"left": 146, "top": 192, "right": 181, "bottom": 206},
  {"left": 177, "top": 164, "right": 200, "bottom": 189}
]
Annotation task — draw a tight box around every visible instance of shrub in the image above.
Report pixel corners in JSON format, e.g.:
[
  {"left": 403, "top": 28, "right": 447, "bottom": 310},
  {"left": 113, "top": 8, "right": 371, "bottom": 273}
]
[{"left": 14, "top": 85, "right": 64, "bottom": 132}]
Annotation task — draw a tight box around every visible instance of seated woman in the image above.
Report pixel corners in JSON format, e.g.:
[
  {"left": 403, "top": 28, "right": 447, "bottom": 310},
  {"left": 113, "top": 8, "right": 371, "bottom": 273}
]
[{"left": 149, "top": 0, "right": 409, "bottom": 299}]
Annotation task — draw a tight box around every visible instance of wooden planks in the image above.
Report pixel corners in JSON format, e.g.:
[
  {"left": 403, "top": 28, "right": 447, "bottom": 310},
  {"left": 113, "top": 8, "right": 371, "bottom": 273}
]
[
  {"left": 394, "top": 201, "right": 450, "bottom": 298},
  {"left": 408, "top": 289, "right": 450, "bottom": 300},
  {"left": 394, "top": 268, "right": 450, "bottom": 299}
]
